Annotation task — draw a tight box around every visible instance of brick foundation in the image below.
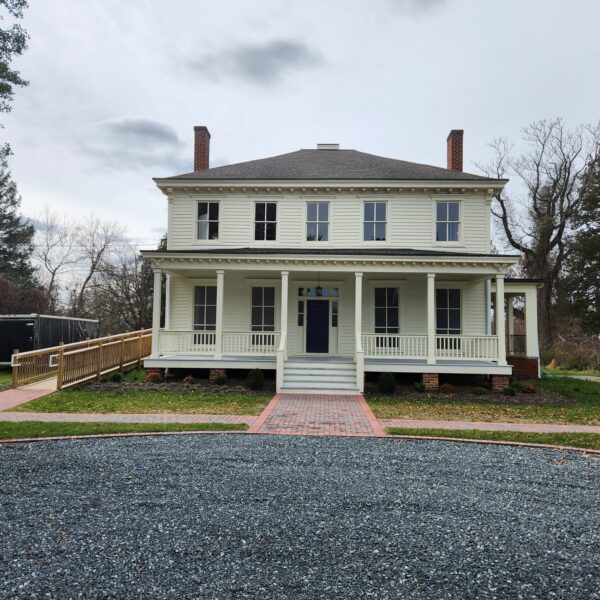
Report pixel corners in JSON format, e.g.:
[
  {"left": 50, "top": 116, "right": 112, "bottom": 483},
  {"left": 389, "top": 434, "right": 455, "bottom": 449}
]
[
  {"left": 491, "top": 375, "right": 510, "bottom": 393},
  {"left": 210, "top": 368, "right": 226, "bottom": 383},
  {"left": 144, "top": 368, "right": 163, "bottom": 382},
  {"left": 422, "top": 373, "right": 439, "bottom": 391},
  {"left": 507, "top": 356, "right": 540, "bottom": 379}
]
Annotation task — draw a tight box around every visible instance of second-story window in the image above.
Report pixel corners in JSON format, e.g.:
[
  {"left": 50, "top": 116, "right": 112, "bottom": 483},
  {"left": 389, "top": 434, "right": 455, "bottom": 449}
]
[
  {"left": 436, "top": 201, "right": 460, "bottom": 242},
  {"left": 255, "top": 202, "right": 277, "bottom": 241},
  {"left": 197, "top": 202, "right": 219, "bottom": 240},
  {"left": 364, "top": 202, "right": 386, "bottom": 241},
  {"left": 306, "top": 202, "right": 329, "bottom": 241}
]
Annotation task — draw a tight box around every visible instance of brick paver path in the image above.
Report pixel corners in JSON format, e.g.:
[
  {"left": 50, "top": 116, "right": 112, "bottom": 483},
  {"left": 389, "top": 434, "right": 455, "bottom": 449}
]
[
  {"left": 0, "top": 412, "right": 255, "bottom": 425},
  {"left": 248, "top": 393, "right": 386, "bottom": 437},
  {"left": 380, "top": 418, "right": 600, "bottom": 434},
  {"left": 0, "top": 388, "right": 55, "bottom": 411}
]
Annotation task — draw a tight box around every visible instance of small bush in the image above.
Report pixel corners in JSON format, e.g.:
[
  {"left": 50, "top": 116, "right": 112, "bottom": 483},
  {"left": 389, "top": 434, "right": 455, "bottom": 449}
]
[
  {"left": 144, "top": 370, "right": 162, "bottom": 383},
  {"left": 521, "top": 383, "right": 537, "bottom": 394},
  {"left": 502, "top": 386, "right": 516, "bottom": 396},
  {"left": 108, "top": 372, "right": 123, "bottom": 383},
  {"left": 440, "top": 382, "right": 455, "bottom": 394},
  {"left": 377, "top": 372, "right": 396, "bottom": 395},
  {"left": 246, "top": 368, "right": 265, "bottom": 391},
  {"left": 413, "top": 381, "right": 426, "bottom": 393},
  {"left": 510, "top": 380, "right": 524, "bottom": 391},
  {"left": 212, "top": 371, "right": 228, "bottom": 385},
  {"left": 472, "top": 386, "right": 488, "bottom": 396},
  {"left": 182, "top": 375, "right": 195, "bottom": 385}
]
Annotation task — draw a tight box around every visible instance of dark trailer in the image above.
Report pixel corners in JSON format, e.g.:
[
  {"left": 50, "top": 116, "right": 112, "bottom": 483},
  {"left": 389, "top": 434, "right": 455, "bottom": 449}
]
[{"left": 0, "top": 314, "right": 100, "bottom": 365}]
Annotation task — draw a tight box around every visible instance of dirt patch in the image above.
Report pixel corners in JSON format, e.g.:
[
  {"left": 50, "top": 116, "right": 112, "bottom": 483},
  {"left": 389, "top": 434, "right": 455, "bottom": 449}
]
[{"left": 78, "top": 381, "right": 275, "bottom": 395}]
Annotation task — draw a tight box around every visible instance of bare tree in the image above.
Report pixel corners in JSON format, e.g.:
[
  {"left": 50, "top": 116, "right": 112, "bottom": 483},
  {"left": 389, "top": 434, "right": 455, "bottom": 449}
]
[
  {"left": 33, "top": 208, "right": 78, "bottom": 311},
  {"left": 477, "top": 118, "right": 600, "bottom": 343}
]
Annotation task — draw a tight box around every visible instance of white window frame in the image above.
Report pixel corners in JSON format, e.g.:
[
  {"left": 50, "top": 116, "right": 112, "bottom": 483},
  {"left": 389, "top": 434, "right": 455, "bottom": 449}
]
[
  {"left": 193, "top": 285, "right": 217, "bottom": 331},
  {"left": 435, "top": 287, "right": 462, "bottom": 335},
  {"left": 196, "top": 201, "right": 220, "bottom": 241},
  {"left": 306, "top": 201, "right": 330, "bottom": 242},
  {"left": 434, "top": 200, "right": 461, "bottom": 244},
  {"left": 251, "top": 286, "right": 276, "bottom": 332},
  {"left": 363, "top": 201, "right": 387, "bottom": 242},
  {"left": 254, "top": 202, "right": 277, "bottom": 242},
  {"left": 374, "top": 287, "right": 399, "bottom": 334}
]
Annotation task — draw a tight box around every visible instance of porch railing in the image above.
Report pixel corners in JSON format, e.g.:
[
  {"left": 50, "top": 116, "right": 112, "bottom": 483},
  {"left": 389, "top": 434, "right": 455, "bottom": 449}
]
[
  {"left": 158, "top": 330, "right": 280, "bottom": 356},
  {"left": 362, "top": 334, "right": 428, "bottom": 358},
  {"left": 435, "top": 335, "right": 498, "bottom": 360}
]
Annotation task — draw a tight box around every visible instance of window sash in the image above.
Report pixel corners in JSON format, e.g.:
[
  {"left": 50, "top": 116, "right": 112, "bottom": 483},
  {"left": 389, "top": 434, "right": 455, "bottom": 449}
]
[
  {"left": 435, "top": 288, "right": 461, "bottom": 334},
  {"left": 374, "top": 287, "right": 398, "bottom": 334},
  {"left": 306, "top": 202, "right": 329, "bottom": 241},
  {"left": 193, "top": 286, "right": 217, "bottom": 331},
  {"left": 254, "top": 203, "right": 277, "bottom": 241},
  {"left": 436, "top": 202, "right": 460, "bottom": 242},
  {"left": 197, "top": 202, "right": 219, "bottom": 240},
  {"left": 251, "top": 287, "right": 275, "bottom": 332},
  {"left": 364, "top": 202, "right": 386, "bottom": 241}
]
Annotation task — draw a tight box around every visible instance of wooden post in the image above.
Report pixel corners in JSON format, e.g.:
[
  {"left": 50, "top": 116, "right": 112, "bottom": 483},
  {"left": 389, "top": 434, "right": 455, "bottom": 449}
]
[
  {"left": 57, "top": 342, "right": 64, "bottom": 390},
  {"left": 138, "top": 331, "right": 143, "bottom": 367},
  {"left": 96, "top": 341, "right": 103, "bottom": 381},
  {"left": 120, "top": 338, "right": 125, "bottom": 371},
  {"left": 11, "top": 348, "right": 19, "bottom": 389}
]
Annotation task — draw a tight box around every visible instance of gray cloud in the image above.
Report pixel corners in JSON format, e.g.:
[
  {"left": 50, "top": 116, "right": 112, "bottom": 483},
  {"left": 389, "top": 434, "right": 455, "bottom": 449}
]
[
  {"left": 187, "top": 40, "right": 323, "bottom": 85},
  {"left": 79, "top": 117, "right": 188, "bottom": 173},
  {"left": 388, "top": 0, "right": 447, "bottom": 14}
]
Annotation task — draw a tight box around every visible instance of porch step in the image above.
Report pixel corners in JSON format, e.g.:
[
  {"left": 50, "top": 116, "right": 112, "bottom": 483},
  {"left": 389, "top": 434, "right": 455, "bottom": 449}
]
[{"left": 282, "top": 357, "right": 359, "bottom": 393}]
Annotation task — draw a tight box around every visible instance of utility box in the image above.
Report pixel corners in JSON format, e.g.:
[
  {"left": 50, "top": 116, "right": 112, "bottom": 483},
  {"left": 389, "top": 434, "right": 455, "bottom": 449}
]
[{"left": 0, "top": 314, "right": 100, "bottom": 364}]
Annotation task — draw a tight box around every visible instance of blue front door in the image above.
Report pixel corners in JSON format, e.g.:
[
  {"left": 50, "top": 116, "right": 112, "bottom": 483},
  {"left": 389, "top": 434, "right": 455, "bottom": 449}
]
[{"left": 306, "top": 300, "right": 329, "bottom": 353}]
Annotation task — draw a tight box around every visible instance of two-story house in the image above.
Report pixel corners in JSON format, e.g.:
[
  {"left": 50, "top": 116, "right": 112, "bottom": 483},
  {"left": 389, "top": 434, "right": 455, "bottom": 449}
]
[{"left": 142, "top": 127, "right": 540, "bottom": 393}]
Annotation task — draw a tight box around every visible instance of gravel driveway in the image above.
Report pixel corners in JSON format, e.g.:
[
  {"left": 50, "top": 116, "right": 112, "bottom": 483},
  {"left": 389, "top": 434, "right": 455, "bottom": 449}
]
[{"left": 1, "top": 435, "right": 598, "bottom": 599}]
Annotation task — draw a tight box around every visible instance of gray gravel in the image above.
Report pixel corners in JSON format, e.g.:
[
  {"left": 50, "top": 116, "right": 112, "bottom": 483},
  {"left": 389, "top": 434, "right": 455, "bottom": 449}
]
[{"left": 1, "top": 435, "right": 598, "bottom": 599}]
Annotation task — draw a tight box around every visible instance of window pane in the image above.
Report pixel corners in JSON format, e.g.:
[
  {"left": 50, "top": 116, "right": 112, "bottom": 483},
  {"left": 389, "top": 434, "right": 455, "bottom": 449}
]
[
  {"left": 251, "top": 287, "right": 262, "bottom": 306},
  {"left": 197, "top": 221, "right": 208, "bottom": 240},
  {"left": 263, "top": 306, "right": 275, "bottom": 326},
  {"left": 194, "top": 306, "right": 204, "bottom": 325},
  {"left": 375, "top": 307, "right": 387, "bottom": 328},
  {"left": 205, "top": 324, "right": 216, "bottom": 331},
  {"left": 307, "top": 222, "right": 317, "bottom": 241},
  {"left": 449, "top": 289, "right": 461, "bottom": 308},
  {"left": 266, "top": 203, "right": 277, "bottom": 221},
  {"left": 264, "top": 287, "right": 275, "bottom": 305},
  {"left": 266, "top": 222, "right": 276, "bottom": 240},
  {"left": 298, "top": 288, "right": 304, "bottom": 297},
  {"left": 436, "top": 202, "right": 447, "bottom": 221},
  {"left": 448, "top": 202, "right": 459, "bottom": 221},
  {"left": 208, "top": 203, "right": 219, "bottom": 220},
  {"left": 307, "top": 203, "right": 317, "bottom": 222},
  {"left": 387, "top": 307, "right": 398, "bottom": 327},
  {"left": 364, "top": 202, "right": 374, "bottom": 221},
  {"left": 251, "top": 307, "right": 262, "bottom": 327},
  {"left": 208, "top": 222, "right": 219, "bottom": 239},
  {"left": 318, "top": 223, "right": 328, "bottom": 241},
  {"left": 375, "top": 203, "right": 386, "bottom": 222},
  {"left": 255, "top": 203, "right": 265, "bottom": 221},
  {"left": 437, "top": 309, "right": 448, "bottom": 329},
  {"left": 205, "top": 306, "right": 216, "bottom": 326},
  {"left": 198, "top": 203, "right": 208, "bottom": 220},
  {"left": 375, "top": 288, "right": 386, "bottom": 306},
  {"left": 375, "top": 223, "right": 386, "bottom": 241},
  {"left": 364, "top": 223, "right": 373, "bottom": 241},
  {"left": 255, "top": 222, "right": 265, "bottom": 240},
  {"left": 387, "top": 288, "right": 398, "bottom": 306},
  {"left": 449, "top": 309, "right": 460, "bottom": 330},
  {"left": 298, "top": 301, "right": 304, "bottom": 326},
  {"left": 318, "top": 203, "right": 328, "bottom": 221},
  {"left": 195, "top": 286, "right": 205, "bottom": 304},
  {"left": 206, "top": 286, "right": 217, "bottom": 305},
  {"left": 436, "top": 289, "right": 447, "bottom": 308},
  {"left": 436, "top": 223, "right": 447, "bottom": 241},
  {"left": 448, "top": 222, "right": 459, "bottom": 241}
]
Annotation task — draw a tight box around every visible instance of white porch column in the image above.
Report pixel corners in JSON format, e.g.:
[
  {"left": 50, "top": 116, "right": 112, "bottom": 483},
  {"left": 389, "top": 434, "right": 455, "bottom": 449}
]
[
  {"left": 507, "top": 295, "right": 515, "bottom": 354},
  {"left": 524, "top": 287, "right": 539, "bottom": 359},
  {"left": 215, "top": 270, "right": 224, "bottom": 358},
  {"left": 164, "top": 274, "right": 171, "bottom": 330},
  {"left": 355, "top": 272, "right": 364, "bottom": 393},
  {"left": 496, "top": 275, "right": 507, "bottom": 365},
  {"left": 280, "top": 271, "right": 289, "bottom": 355},
  {"left": 151, "top": 269, "right": 162, "bottom": 357},
  {"left": 427, "top": 273, "right": 436, "bottom": 364}
]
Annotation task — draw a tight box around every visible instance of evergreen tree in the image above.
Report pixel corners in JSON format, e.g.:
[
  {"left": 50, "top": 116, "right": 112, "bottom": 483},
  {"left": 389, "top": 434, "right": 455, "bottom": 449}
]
[{"left": 0, "top": 154, "right": 34, "bottom": 285}]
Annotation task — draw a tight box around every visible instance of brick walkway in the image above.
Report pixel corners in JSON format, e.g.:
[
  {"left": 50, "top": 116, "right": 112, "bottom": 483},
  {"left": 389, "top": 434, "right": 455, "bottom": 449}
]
[
  {"left": 0, "top": 412, "right": 255, "bottom": 425},
  {"left": 0, "top": 387, "right": 55, "bottom": 411},
  {"left": 248, "top": 393, "right": 386, "bottom": 437},
  {"left": 380, "top": 418, "right": 600, "bottom": 434}
]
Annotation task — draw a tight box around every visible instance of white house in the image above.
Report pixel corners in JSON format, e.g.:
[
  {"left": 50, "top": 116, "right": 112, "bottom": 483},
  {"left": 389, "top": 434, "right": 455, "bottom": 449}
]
[{"left": 142, "top": 127, "right": 540, "bottom": 393}]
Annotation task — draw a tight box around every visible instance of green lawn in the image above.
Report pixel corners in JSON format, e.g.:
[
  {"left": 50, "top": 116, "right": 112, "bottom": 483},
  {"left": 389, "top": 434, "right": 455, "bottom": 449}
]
[
  {"left": 0, "top": 369, "right": 12, "bottom": 392},
  {"left": 543, "top": 367, "right": 600, "bottom": 378},
  {"left": 369, "top": 377, "right": 600, "bottom": 425},
  {"left": 0, "top": 421, "right": 247, "bottom": 440},
  {"left": 385, "top": 428, "right": 600, "bottom": 451},
  {"left": 11, "top": 388, "right": 271, "bottom": 415}
]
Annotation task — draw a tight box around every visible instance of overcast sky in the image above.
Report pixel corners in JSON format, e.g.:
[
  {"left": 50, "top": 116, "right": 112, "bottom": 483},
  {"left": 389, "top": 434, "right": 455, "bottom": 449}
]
[{"left": 4, "top": 0, "right": 600, "bottom": 246}]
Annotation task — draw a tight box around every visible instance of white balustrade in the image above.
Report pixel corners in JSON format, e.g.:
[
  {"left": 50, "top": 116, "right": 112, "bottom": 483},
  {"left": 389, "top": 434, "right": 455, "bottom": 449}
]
[
  {"left": 158, "top": 331, "right": 279, "bottom": 356},
  {"left": 222, "top": 332, "right": 280, "bottom": 355},
  {"left": 435, "top": 335, "right": 498, "bottom": 360},
  {"left": 362, "top": 334, "right": 428, "bottom": 358}
]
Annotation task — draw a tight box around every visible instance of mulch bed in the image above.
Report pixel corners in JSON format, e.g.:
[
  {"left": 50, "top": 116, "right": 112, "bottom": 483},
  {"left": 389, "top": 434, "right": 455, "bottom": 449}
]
[{"left": 77, "top": 381, "right": 275, "bottom": 395}]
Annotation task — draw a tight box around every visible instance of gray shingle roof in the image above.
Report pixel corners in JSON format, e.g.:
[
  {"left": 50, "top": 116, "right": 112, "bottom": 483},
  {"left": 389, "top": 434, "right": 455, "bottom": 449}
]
[{"left": 159, "top": 149, "right": 496, "bottom": 182}]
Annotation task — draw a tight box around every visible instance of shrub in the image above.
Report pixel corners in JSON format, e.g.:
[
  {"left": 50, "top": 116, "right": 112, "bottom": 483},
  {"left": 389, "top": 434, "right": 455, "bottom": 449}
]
[
  {"left": 182, "top": 375, "right": 195, "bottom": 385},
  {"left": 440, "top": 382, "right": 455, "bottom": 394},
  {"left": 108, "top": 372, "right": 123, "bottom": 383},
  {"left": 503, "top": 386, "right": 516, "bottom": 396},
  {"left": 472, "top": 386, "right": 487, "bottom": 396},
  {"left": 377, "top": 372, "right": 396, "bottom": 395},
  {"left": 521, "top": 383, "right": 536, "bottom": 394},
  {"left": 246, "top": 368, "right": 265, "bottom": 391},
  {"left": 212, "top": 371, "right": 228, "bottom": 385},
  {"left": 413, "top": 381, "right": 426, "bottom": 393},
  {"left": 511, "top": 380, "right": 524, "bottom": 391},
  {"left": 144, "top": 370, "right": 162, "bottom": 383}
]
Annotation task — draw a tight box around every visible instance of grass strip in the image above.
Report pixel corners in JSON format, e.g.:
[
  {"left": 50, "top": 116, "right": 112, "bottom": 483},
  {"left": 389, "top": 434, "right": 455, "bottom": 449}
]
[
  {"left": 0, "top": 421, "right": 247, "bottom": 440},
  {"left": 385, "top": 427, "right": 600, "bottom": 450}
]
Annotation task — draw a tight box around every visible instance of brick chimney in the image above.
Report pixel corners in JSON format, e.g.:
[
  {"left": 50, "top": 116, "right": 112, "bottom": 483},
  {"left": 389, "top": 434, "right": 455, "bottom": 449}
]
[
  {"left": 446, "top": 129, "right": 463, "bottom": 171},
  {"left": 194, "top": 126, "right": 211, "bottom": 171}
]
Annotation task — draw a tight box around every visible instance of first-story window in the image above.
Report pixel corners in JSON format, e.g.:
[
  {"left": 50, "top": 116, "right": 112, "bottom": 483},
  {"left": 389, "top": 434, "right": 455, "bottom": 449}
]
[
  {"left": 436, "top": 201, "right": 460, "bottom": 242},
  {"left": 364, "top": 202, "right": 386, "bottom": 241},
  {"left": 251, "top": 287, "right": 275, "bottom": 332},
  {"left": 193, "top": 286, "right": 216, "bottom": 345},
  {"left": 306, "top": 202, "right": 329, "bottom": 241},
  {"left": 374, "top": 288, "right": 398, "bottom": 333},
  {"left": 255, "top": 202, "right": 277, "bottom": 241},
  {"left": 436, "top": 288, "right": 461, "bottom": 334},
  {"left": 197, "top": 202, "right": 219, "bottom": 240}
]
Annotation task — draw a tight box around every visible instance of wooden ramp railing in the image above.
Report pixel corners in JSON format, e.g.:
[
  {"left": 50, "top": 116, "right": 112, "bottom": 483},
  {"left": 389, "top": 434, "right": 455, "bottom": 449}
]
[{"left": 11, "top": 329, "right": 152, "bottom": 390}]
